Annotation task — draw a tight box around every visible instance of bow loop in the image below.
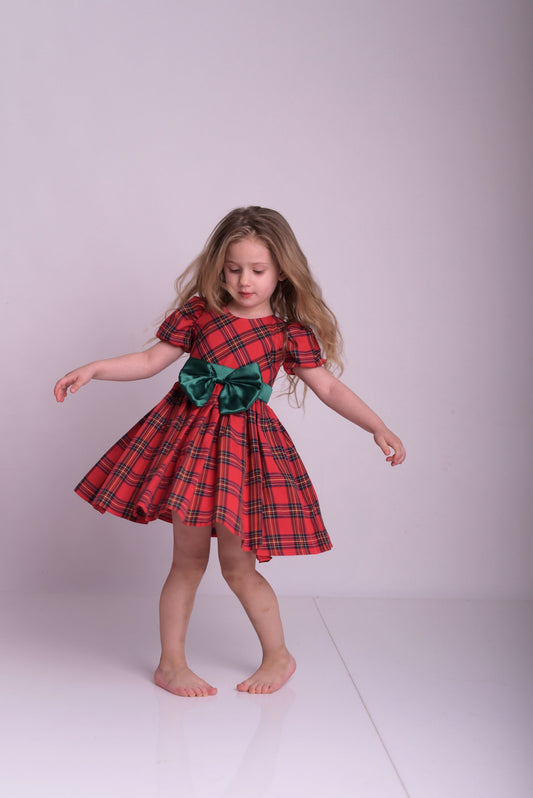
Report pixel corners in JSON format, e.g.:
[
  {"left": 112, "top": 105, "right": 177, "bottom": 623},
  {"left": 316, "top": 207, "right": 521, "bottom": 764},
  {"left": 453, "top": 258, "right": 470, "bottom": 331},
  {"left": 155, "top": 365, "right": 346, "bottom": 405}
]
[{"left": 179, "top": 357, "right": 272, "bottom": 414}]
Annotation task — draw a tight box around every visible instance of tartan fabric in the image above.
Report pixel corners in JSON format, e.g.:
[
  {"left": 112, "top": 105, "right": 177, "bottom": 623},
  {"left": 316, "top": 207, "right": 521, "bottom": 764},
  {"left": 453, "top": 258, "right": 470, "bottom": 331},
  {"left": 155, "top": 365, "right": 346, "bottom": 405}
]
[{"left": 75, "top": 296, "right": 332, "bottom": 562}]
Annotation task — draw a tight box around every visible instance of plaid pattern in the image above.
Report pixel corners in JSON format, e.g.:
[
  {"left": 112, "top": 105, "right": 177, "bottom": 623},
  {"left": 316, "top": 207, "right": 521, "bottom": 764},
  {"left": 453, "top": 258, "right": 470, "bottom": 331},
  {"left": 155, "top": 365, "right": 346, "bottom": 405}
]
[{"left": 75, "top": 296, "right": 331, "bottom": 562}]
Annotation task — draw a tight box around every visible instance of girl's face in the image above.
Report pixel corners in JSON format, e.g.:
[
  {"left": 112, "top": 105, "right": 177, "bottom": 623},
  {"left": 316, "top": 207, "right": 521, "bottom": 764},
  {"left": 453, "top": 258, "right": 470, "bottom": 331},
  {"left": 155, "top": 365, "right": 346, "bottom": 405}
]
[{"left": 222, "top": 236, "right": 283, "bottom": 318}]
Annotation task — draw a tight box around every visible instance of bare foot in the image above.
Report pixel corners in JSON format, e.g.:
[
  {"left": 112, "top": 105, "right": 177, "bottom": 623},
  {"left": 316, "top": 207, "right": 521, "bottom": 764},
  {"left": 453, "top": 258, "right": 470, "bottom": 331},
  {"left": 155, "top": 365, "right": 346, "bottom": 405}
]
[
  {"left": 154, "top": 664, "right": 217, "bottom": 697},
  {"left": 237, "top": 652, "right": 296, "bottom": 694}
]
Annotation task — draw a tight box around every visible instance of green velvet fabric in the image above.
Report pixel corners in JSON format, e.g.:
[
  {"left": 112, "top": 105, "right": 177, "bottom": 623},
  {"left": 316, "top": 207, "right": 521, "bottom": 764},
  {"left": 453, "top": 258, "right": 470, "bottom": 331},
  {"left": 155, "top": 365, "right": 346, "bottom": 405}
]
[{"left": 178, "top": 357, "right": 272, "bottom": 415}]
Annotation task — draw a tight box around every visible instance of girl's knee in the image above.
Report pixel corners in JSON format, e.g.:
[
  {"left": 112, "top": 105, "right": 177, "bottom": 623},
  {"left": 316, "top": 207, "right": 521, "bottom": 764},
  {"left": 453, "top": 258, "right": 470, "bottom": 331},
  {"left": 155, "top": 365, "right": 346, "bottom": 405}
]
[
  {"left": 185, "top": 553, "right": 210, "bottom": 571},
  {"left": 219, "top": 557, "right": 258, "bottom": 594},
  {"left": 216, "top": 524, "right": 258, "bottom": 591},
  {"left": 171, "top": 547, "right": 210, "bottom": 581},
  {"left": 171, "top": 517, "right": 211, "bottom": 574},
  {"left": 221, "top": 565, "right": 246, "bottom": 593}
]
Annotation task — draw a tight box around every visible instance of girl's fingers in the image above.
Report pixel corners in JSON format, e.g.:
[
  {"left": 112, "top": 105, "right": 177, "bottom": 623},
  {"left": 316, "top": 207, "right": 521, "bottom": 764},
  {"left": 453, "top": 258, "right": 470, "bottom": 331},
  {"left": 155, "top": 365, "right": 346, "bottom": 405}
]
[
  {"left": 376, "top": 431, "right": 406, "bottom": 466},
  {"left": 54, "top": 374, "right": 84, "bottom": 402},
  {"left": 54, "top": 380, "right": 67, "bottom": 402},
  {"left": 388, "top": 442, "right": 406, "bottom": 466}
]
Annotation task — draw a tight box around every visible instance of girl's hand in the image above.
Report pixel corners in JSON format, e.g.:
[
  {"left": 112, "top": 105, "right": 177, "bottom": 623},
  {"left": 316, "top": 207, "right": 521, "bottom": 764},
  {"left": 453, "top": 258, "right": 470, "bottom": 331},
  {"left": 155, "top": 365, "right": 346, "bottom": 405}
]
[
  {"left": 373, "top": 427, "right": 406, "bottom": 466},
  {"left": 54, "top": 365, "right": 95, "bottom": 403}
]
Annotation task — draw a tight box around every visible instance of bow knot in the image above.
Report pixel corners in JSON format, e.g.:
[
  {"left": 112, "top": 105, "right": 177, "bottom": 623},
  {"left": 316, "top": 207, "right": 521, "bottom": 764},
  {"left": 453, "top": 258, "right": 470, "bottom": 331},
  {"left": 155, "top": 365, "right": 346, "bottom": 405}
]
[{"left": 179, "top": 357, "right": 272, "bottom": 415}]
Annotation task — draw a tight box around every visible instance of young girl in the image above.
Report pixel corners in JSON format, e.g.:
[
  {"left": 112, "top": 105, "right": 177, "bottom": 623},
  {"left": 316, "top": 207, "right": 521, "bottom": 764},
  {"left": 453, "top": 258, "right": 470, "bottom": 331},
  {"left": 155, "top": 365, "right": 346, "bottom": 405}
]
[{"left": 54, "top": 206, "right": 405, "bottom": 698}]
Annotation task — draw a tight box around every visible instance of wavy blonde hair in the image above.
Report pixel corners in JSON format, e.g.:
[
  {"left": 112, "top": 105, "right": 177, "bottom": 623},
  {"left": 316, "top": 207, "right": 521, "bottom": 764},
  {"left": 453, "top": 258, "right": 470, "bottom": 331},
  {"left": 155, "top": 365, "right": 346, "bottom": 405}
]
[{"left": 165, "top": 206, "right": 343, "bottom": 402}]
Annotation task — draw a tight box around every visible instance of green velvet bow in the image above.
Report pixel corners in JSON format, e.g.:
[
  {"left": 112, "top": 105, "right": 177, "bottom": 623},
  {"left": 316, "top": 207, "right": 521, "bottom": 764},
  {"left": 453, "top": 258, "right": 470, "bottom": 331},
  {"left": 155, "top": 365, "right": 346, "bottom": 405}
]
[{"left": 179, "top": 357, "right": 272, "bottom": 415}]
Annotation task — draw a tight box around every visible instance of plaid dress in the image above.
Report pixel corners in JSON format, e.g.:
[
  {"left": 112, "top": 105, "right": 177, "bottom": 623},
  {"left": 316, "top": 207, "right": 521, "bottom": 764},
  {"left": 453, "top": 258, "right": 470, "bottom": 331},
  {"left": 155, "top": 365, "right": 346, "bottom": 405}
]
[{"left": 75, "top": 296, "right": 333, "bottom": 562}]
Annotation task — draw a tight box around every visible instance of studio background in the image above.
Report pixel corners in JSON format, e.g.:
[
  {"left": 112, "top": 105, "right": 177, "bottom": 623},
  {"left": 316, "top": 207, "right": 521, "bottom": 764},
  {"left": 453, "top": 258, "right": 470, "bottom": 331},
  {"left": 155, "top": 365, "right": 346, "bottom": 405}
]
[{"left": 2, "top": 0, "right": 532, "bottom": 600}]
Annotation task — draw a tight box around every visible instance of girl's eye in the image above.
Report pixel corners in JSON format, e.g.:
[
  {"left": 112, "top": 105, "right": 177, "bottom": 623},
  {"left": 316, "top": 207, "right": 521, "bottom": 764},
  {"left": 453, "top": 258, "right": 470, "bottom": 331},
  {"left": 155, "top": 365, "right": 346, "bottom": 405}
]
[{"left": 253, "top": 270, "right": 264, "bottom": 275}]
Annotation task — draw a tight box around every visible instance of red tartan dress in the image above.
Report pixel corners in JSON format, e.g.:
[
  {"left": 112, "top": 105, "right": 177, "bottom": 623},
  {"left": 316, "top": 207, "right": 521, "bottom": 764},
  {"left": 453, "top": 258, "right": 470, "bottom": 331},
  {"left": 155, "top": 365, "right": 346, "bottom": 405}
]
[{"left": 75, "top": 296, "right": 332, "bottom": 562}]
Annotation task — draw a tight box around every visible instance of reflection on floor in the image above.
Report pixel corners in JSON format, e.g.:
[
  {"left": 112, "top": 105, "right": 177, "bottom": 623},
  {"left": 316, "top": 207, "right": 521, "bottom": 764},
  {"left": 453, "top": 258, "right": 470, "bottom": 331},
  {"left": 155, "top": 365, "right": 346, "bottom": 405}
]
[{"left": 2, "top": 594, "right": 532, "bottom": 797}]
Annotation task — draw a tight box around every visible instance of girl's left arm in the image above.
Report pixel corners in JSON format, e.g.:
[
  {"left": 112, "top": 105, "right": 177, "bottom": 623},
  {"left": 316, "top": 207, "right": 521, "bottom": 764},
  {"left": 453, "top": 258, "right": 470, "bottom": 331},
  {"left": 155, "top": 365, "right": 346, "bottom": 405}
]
[{"left": 293, "top": 366, "right": 406, "bottom": 466}]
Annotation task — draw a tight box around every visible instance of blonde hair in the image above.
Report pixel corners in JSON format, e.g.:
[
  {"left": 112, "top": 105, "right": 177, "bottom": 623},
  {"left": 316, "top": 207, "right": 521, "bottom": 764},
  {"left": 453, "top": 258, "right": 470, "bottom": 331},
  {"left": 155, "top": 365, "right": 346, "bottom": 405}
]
[{"left": 166, "top": 206, "right": 343, "bottom": 401}]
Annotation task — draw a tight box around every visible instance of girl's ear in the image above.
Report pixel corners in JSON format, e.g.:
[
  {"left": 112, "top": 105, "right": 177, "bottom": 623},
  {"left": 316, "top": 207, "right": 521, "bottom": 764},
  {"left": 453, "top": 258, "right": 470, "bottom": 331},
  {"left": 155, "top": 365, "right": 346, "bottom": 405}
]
[{"left": 278, "top": 271, "right": 287, "bottom": 281}]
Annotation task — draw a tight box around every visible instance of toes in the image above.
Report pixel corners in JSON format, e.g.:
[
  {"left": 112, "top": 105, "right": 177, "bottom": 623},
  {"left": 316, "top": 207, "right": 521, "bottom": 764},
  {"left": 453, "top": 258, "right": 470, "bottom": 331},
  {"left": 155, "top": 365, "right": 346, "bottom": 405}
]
[
  {"left": 155, "top": 668, "right": 216, "bottom": 697},
  {"left": 237, "top": 680, "right": 272, "bottom": 694},
  {"left": 237, "top": 676, "right": 284, "bottom": 694},
  {"left": 174, "top": 685, "right": 211, "bottom": 697},
  {"left": 192, "top": 684, "right": 217, "bottom": 697}
]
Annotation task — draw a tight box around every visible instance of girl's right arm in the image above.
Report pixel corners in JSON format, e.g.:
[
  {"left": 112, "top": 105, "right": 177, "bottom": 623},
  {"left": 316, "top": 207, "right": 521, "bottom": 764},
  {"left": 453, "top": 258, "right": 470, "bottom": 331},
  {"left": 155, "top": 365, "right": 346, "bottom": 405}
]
[{"left": 54, "top": 341, "right": 184, "bottom": 403}]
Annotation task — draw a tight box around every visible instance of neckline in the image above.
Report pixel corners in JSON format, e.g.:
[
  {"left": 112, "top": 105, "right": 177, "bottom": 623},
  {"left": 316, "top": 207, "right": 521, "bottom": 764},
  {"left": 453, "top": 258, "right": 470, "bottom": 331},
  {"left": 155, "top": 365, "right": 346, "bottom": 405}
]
[{"left": 223, "top": 307, "right": 277, "bottom": 322}]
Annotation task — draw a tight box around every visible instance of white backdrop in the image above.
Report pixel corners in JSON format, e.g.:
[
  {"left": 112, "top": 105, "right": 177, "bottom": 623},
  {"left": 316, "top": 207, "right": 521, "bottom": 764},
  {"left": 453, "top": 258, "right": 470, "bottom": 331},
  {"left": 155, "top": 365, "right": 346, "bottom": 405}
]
[{"left": 2, "top": 0, "right": 532, "bottom": 598}]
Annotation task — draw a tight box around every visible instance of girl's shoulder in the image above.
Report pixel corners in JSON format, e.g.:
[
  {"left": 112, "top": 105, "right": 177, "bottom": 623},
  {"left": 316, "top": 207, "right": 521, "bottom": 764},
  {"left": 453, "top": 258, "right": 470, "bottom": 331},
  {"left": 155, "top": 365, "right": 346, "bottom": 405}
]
[
  {"left": 283, "top": 319, "right": 321, "bottom": 341},
  {"left": 177, "top": 295, "right": 206, "bottom": 317},
  {"left": 162, "top": 295, "right": 209, "bottom": 326},
  {"left": 282, "top": 321, "right": 325, "bottom": 373},
  {"left": 284, "top": 319, "right": 312, "bottom": 334},
  {"left": 156, "top": 296, "right": 207, "bottom": 348}
]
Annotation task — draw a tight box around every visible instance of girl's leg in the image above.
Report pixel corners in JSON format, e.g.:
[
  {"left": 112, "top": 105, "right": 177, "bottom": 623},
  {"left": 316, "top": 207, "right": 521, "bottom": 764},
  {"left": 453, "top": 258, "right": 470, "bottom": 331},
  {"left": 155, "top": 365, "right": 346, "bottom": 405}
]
[
  {"left": 154, "top": 514, "right": 216, "bottom": 697},
  {"left": 216, "top": 525, "right": 296, "bottom": 694}
]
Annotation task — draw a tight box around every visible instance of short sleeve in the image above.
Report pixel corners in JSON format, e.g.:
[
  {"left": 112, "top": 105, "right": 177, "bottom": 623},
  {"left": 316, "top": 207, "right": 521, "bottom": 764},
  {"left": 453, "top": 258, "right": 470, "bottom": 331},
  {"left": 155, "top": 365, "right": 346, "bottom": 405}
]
[
  {"left": 156, "top": 296, "right": 206, "bottom": 351},
  {"left": 283, "top": 323, "right": 326, "bottom": 375}
]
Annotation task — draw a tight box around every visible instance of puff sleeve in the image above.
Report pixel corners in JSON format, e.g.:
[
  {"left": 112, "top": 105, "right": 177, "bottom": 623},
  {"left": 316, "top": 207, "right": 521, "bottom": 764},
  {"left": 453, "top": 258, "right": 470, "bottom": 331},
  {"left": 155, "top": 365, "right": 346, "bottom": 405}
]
[
  {"left": 283, "top": 323, "right": 326, "bottom": 374},
  {"left": 156, "top": 296, "right": 206, "bottom": 352}
]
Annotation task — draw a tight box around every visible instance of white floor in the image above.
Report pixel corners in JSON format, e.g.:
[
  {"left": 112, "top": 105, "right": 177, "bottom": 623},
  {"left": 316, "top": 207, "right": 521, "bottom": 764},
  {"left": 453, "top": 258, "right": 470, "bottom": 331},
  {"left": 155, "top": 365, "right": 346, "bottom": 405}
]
[{"left": 2, "top": 594, "right": 532, "bottom": 798}]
